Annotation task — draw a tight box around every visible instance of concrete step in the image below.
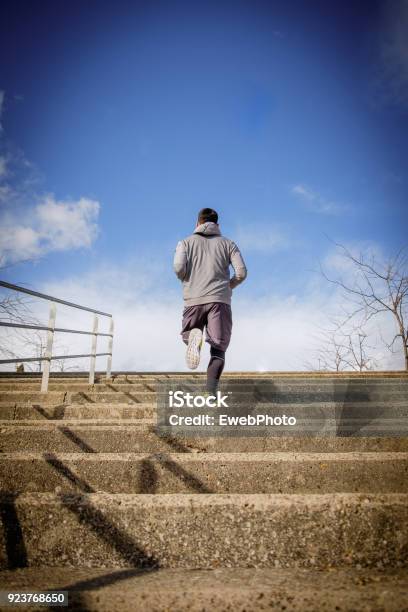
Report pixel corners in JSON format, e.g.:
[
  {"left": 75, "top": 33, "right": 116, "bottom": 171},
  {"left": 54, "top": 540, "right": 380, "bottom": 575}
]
[
  {"left": 3, "top": 417, "right": 406, "bottom": 436},
  {"left": 1, "top": 452, "right": 407, "bottom": 494},
  {"left": 1, "top": 388, "right": 407, "bottom": 403},
  {"left": 0, "top": 493, "right": 406, "bottom": 569},
  {"left": 2, "top": 423, "right": 408, "bottom": 452},
  {"left": 1, "top": 371, "right": 407, "bottom": 381},
  {"left": 0, "top": 383, "right": 156, "bottom": 392},
  {"left": 0, "top": 567, "right": 406, "bottom": 611},
  {"left": 0, "top": 401, "right": 406, "bottom": 422},
  {"left": 0, "top": 403, "right": 155, "bottom": 420},
  {"left": 1, "top": 380, "right": 408, "bottom": 391},
  {"left": 0, "top": 391, "right": 156, "bottom": 403}
]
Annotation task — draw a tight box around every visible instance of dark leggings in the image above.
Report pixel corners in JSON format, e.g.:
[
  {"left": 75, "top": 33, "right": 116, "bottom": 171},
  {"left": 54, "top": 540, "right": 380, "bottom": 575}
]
[{"left": 207, "top": 346, "right": 225, "bottom": 393}]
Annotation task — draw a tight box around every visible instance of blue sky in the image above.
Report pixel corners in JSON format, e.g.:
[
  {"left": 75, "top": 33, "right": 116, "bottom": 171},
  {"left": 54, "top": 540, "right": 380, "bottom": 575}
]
[{"left": 0, "top": 0, "right": 407, "bottom": 370}]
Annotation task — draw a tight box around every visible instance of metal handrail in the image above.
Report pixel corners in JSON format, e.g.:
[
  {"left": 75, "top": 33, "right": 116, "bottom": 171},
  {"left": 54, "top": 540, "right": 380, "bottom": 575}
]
[
  {"left": 0, "top": 353, "right": 111, "bottom": 364},
  {"left": 0, "top": 281, "right": 112, "bottom": 316},
  {"left": 0, "top": 280, "right": 114, "bottom": 391},
  {"left": 0, "top": 321, "right": 113, "bottom": 336}
]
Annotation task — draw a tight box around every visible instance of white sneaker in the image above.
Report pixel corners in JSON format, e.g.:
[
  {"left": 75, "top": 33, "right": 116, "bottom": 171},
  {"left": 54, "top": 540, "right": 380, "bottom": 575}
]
[{"left": 186, "top": 328, "right": 203, "bottom": 369}]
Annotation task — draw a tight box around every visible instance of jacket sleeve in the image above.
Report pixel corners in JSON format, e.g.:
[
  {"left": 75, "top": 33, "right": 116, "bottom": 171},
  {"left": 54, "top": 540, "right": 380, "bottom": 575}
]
[
  {"left": 229, "top": 241, "right": 247, "bottom": 289},
  {"left": 173, "top": 240, "right": 188, "bottom": 281}
]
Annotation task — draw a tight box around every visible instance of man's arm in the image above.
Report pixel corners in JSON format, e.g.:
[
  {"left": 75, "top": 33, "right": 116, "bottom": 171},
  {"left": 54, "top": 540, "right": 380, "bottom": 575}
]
[
  {"left": 173, "top": 240, "right": 188, "bottom": 280},
  {"left": 229, "top": 241, "right": 247, "bottom": 289}
]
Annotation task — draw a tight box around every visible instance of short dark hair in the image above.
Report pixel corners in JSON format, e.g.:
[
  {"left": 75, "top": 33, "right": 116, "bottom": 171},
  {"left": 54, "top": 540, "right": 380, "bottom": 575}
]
[{"left": 198, "top": 208, "right": 218, "bottom": 224}]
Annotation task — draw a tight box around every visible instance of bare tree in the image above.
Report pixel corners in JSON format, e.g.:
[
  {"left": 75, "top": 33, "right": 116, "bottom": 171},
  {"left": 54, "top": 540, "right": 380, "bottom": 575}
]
[
  {"left": 0, "top": 288, "right": 41, "bottom": 369},
  {"left": 52, "top": 346, "right": 81, "bottom": 372},
  {"left": 320, "top": 243, "right": 408, "bottom": 371},
  {"left": 305, "top": 327, "right": 349, "bottom": 372},
  {"left": 1, "top": 305, "right": 81, "bottom": 372},
  {"left": 339, "top": 326, "right": 378, "bottom": 372},
  {"left": 1, "top": 240, "right": 75, "bottom": 372},
  {"left": 14, "top": 327, "right": 47, "bottom": 372},
  {"left": 306, "top": 316, "right": 378, "bottom": 372},
  {"left": 0, "top": 291, "right": 35, "bottom": 326},
  {"left": 0, "top": 284, "right": 73, "bottom": 372}
]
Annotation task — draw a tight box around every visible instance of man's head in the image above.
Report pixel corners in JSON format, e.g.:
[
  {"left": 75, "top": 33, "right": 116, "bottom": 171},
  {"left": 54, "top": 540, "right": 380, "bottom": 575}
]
[{"left": 197, "top": 208, "right": 218, "bottom": 225}]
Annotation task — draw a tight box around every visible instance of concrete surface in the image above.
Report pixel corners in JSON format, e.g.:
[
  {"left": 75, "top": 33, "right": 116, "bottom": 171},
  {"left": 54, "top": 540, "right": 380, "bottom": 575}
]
[
  {"left": 0, "top": 567, "right": 406, "bottom": 611},
  {"left": 0, "top": 372, "right": 407, "bottom": 611},
  {"left": 1, "top": 452, "right": 408, "bottom": 494},
  {"left": 0, "top": 493, "right": 407, "bottom": 569},
  {"left": 2, "top": 424, "right": 408, "bottom": 452}
]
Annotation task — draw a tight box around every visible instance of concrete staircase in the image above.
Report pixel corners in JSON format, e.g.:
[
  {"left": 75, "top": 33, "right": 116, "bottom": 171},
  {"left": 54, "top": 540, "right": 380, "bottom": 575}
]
[{"left": 0, "top": 371, "right": 407, "bottom": 611}]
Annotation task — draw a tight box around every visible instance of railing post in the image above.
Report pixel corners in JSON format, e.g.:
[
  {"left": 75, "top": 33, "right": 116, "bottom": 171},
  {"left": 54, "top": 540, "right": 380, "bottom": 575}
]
[
  {"left": 106, "top": 317, "right": 114, "bottom": 380},
  {"left": 41, "top": 302, "right": 56, "bottom": 393},
  {"left": 89, "top": 314, "right": 98, "bottom": 385}
]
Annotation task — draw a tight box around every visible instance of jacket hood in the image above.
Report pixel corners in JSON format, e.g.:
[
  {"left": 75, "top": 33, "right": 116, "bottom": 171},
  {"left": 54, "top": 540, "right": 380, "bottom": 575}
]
[{"left": 194, "top": 222, "right": 221, "bottom": 236}]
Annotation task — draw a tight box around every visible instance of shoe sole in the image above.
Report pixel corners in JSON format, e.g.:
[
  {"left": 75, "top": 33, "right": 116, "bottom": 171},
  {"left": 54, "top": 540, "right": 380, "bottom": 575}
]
[{"left": 186, "top": 328, "right": 203, "bottom": 370}]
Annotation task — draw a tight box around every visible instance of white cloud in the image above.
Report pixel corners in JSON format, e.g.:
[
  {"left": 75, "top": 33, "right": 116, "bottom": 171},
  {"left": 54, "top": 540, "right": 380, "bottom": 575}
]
[
  {"left": 0, "top": 196, "right": 100, "bottom": 266},
  {"left": 233, "top": 223, "right": 291, "bottom": 253},
  {"left": 0, "top": 150, "right": 40, "bottom": 207},
  {"left": 0, "top": 90, "right": 100, "bottom": 267},
  {"left": 292, "top": 184, "right": 314, "bottom": 201},
  {"left": 291, "top": 184, "right": 346, "bottom": 215},
  {"left": 2, "top": 249, "right": 403, "bottom": 373},
  {"left": 36, "top": 196, "right": 99, "bottom": 249}
]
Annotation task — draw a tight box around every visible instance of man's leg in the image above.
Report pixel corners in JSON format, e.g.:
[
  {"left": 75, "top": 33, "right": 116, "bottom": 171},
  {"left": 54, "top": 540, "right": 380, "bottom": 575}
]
[
  {"left": 180, "top": 305, "right": 206, "bottom": 369},
  {"left": 207, "top": 347, "right": 226, "bottom": 393},
  {"left": 205, "top": 303, "right": 232, "bottom": 393}
]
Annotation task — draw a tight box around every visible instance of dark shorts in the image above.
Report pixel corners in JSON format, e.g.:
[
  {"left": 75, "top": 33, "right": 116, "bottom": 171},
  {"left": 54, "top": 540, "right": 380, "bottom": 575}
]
[{"left": 181, "top": 302, "right": 232, "bottom": 352}]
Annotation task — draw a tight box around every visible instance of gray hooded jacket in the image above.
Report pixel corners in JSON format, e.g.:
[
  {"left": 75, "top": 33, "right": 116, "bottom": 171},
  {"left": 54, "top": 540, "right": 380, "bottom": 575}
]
[{"left": 173, "top": 222, "right": 247, "bottom": 306}]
